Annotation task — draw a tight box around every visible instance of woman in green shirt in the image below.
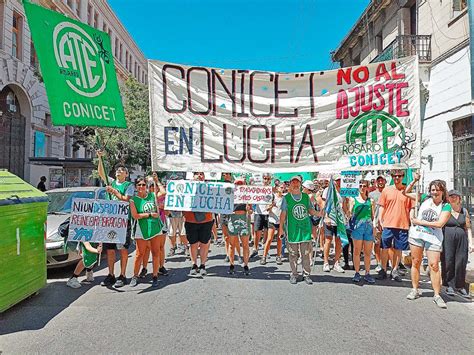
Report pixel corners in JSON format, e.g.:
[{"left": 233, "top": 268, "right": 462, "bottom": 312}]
[{"left": 130, "top": 177, "right": 164, "bottom": 287}]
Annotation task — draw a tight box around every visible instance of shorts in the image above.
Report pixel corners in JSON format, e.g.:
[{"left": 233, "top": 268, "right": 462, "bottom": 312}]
[
  {"left": 324, "top": 224, "right": 340, "bottom": 239},
  {"left": 228, "top": 214, "right": 251, "bottom": 237},
  {"left": 310, "top": 216, "right": 321, "bottom": 227},
  {"left": 254, "top": 214, "right": 269, "bottom": 231},
  {"left": 381, "top": 228, "right": 409, "bottom": 251},
  {"left": 103, "top": 222, "right": 132, "bottom": 251},
  {"left": 268, "top": 222, "right": 280, "bottom": 230},
  {"left": 185, "top": 220, "right": 214, "bottom": 245},
  {"left": 408, "top": 236, "right": 442, "bottom": 252},
  {"left": 351, "top": 221, "right": 374, "bottom": 242}
]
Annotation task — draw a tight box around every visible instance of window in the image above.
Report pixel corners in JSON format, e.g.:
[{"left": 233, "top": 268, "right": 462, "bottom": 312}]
[
  {"left": 119, "top": 43, "right": 123, "bottom": 62},
  {"left": 375, "top": 32, "right": 383, "bottom": 54},
  {"left": 93, "top": 11, "right": 98, "bottom": 28},
  {"left": 30, "top": 41, "right": 38, "bottom": 68},
  {"left": 452, "top": 0, "right": 467, "bottom": 17},
  {"left": 75, "top": 0, "right": 81, "bottom": 17},
  {"left": 452, "top": 116, "right": 473, "bottom": 214},
  {"left": 12, "top": 12, "right": 23, "bottom": 59},
  {"left": 114, "top": 38, "right": 119, "bottom": 57},
  {"left": 125, "top": 50, "right": 129, "bottom": 68},
  {"left": 87, "top": 4, "right": 92, "bottom": 25},
  {"left": 102, "top": 22, "right": 107, "bottom": 33}
]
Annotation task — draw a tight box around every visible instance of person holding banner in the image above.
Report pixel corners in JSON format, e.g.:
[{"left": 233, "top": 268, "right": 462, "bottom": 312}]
[
  {"left": 262, "top": 183, "right": 285, "bottom": 265},
  {"left": 97, "top": 153, "right": 134, "bottom": 288},
  {"left": 250, "top": 173, "right": 272, "bottom": 259},
  {"left": 377, "top": 169, "right": 413, "bottom": 282},
  {"left": 348, "top": 180, "right": 376, "bottom": 284},
  {"left": 129, "top": 177, "right": 165, "bottom": 288},
  {"left": 67, "top": 242, "right": 103, "bottom": 288},
  {"left": 407, "top": 180, "right": 451, "bottom": 308},
  {"left": 227, "top": 178, "right": 252, "bottom": 275},
  {"left": 184, "top": 172, "right": 215, "bottom": 277},
  {"left": 278, "top": 176, "right": 319, "bottom": 285}
]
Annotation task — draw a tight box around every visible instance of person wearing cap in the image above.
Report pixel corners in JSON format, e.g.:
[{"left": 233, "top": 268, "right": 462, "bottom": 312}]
[
  {"left": 278, "top": 175, "right": 319, "bottom": 284},
  {"left": 227, "top": 178, "right": 253, "bottom": 275},
  {"left": 369, "top": 174, "right": 387, "bottom": 272},
  {"left": 250, "top": 173, "right": 272, "bottom": 259},
  {"left": 440, "top": 189, "right": 472, "bottom": 299},
  {"left": 321, "top": 174, "right": 349, "bottom": 273}
]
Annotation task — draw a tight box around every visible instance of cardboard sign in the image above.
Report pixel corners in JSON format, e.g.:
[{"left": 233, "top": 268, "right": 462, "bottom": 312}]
[
  {"left": 164, "top": 180, "right": 234, "bottom": 214},
  {"left": 234, "top": 185, "right": 273, "bottom": 205},
  {"left": 340, "top": 171, "right": 362, "bottom": 197},
  {"left": 68, "top": 198, "right": 129, "bottom": 243},
  {"left": 149, "top": 57, "right": 421, "bottom": 172}
]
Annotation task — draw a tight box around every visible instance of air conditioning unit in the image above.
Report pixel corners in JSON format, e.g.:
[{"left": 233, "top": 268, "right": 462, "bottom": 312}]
[{"left": 8, "top": 104, "right": 17, "bottom": 113}]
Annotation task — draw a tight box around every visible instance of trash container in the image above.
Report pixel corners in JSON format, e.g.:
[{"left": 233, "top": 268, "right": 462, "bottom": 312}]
[{"left": 0, "top": 171, "right": 48, "bottom": 313}]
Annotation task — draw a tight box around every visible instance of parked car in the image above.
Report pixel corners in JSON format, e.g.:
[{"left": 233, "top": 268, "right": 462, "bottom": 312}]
[{"left": 46, "top": 187, "right": 106, "bottom": 269}]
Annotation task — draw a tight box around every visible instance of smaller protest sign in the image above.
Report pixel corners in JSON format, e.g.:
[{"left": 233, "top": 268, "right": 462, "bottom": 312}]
[
  {"left": 68, "top": 198, "right": 129, "bottom": 243},
  {"left": 234, "top": 185, "right": 273, "bottom": 205},
  {"left": 165, "top": 180, "right": 234, "bottom": 214},
  {"left": 340, "top": 171, "right": 362, "bottom": 197}
]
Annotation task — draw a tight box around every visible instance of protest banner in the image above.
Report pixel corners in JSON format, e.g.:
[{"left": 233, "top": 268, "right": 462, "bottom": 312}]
[
  {"left": 234, "top": 185, "right": 273, "bottom": 204},
  {"left": 165, "top": 180, "right": 234, "bottom": 214},
  {"left": 23, "top": 1, "right": 126, "bottom": 128},
  {"left": 149, "top": 56, "right": 421, "bottom": 173},
  {"left": 68, "top": 198, "right": 129, "bottom": 243},
  {"left": 340, "top": 171, "right": 362, "bottom": 197}
]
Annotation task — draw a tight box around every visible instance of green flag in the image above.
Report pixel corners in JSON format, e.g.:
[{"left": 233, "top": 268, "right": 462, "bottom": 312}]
[
  {"left": 325, "top": 178, "right": 349, "bottom": 246},
  {"left": 23, "top": 0, "right": 126, "bottom": 128}
]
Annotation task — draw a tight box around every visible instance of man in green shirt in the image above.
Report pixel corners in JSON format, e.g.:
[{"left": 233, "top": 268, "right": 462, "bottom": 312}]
[
  {"left": 278, "top": 175, "right": 320, "bottom": 285},
  {"left": 97, "top": 151, "right": 135, "bottom": 288}
]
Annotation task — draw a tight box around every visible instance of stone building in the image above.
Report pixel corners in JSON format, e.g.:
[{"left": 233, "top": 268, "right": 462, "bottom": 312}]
[
  {"left": 332, "top": 0, "right": 472, "bottom": 212},
  {"left": 0, "top": 0, "right": 146, "bottom": 188}
]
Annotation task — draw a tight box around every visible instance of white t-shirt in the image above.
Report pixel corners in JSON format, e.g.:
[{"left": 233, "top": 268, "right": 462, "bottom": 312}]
[
  {"left": 410, "top": 198, "right": 451, "bottom": 245},
  {"left": 268, "top": 194, "right": 283, "bottom": 224}
]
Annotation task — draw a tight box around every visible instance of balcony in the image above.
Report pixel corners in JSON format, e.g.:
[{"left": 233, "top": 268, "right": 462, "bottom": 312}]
[{"left": 372, "top": 35, "right": 432, "bottom": 63}]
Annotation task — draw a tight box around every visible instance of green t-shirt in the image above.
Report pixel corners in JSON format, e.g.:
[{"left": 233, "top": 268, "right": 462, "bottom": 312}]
[
  {"left": 81, "top": 243, "right": 98, "bottom": 268},
  {"left": 352, "top": 197, "right": 372, "bottom": 222},
  {"left": 284, "top": 193, "right": 313, "bottom": 243},
  {"left": 108, "top": 179, "right": 133, "bottom": 220},
  {"left": 132, "top": 193, "right": 163, "bottom": 240}
]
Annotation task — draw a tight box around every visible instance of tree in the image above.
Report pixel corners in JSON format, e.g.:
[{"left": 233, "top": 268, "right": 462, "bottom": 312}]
[{"left": 72, "top": 77, "right": 151, "bottom": 178}]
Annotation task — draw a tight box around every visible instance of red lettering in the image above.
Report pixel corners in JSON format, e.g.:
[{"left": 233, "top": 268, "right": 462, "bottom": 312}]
[
  {"left": 353, "top": 66, "right": 369, "bottom": 83},
  {"left": 336, "top": 89, "right": 349, "bottom": 119},
  {"left": 390, "top": 62, "right": 405, "bottom": 80},
  {"left": 337, "top": 68, "right": 352, "bottom": 85},
  {"left": 396, "top": 82, "right": 409, "bottom": 117},
  {"left": 375, "top": 63, "right": 391, "bottom": 81}
]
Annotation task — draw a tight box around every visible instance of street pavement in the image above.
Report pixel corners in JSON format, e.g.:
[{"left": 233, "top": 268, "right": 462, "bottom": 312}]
[{"left": 1, "top": 242, "right": 473, "bottom": 354}]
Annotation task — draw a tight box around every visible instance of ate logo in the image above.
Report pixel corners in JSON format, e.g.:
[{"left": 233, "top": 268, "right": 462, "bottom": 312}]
[
  {"left": 142, "top": 202, "right": 156, "bottom": 213},
  {"left": 53, "top": 22, "right": 107, "bottom": 98},
  {"left": 292, "top": 204, "right": 308, "bottom": 221}
]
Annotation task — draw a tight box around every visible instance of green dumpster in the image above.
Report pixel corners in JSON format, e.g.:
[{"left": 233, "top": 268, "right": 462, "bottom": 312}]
[{"left": 0, "top": 171, "right": 48, "bottom": 313}]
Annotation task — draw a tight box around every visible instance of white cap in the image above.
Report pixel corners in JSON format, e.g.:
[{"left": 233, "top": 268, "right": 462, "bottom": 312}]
[{"left": 302, "top": 180, "right": 315, "bottom": 190}]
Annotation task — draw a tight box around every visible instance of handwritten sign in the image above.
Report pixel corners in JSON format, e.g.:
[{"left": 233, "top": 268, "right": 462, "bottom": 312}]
[
  {"left": 165, "top": 180, "right": 234, "bottom": 214},
  {"left": 234, "top": 185, "right": 273, "bottom": 205},
  {"left": 68, "top": 198, "right": 129, "bottom": 243},
  {"left": 340, "top": 171, "right": 362, "bottom": 197}
]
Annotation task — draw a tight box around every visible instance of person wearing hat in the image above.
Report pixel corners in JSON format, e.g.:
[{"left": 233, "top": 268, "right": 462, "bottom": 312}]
[
  {"left": 321, "top": 174, "right": 349, "bottom": 273},
  {"left": 250, "top": 173, "right": 273, "bottom": 259},
  {"left": 440, "top": 189, "right": 472, "bottom": 299},
  {"left": 369, "top": 174, "right": 387, "bottom": 272},
  {"left": 278, "top": 175, "right": 319, "bottom": 284}
]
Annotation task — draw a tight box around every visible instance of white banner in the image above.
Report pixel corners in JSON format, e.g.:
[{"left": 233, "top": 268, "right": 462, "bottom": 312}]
[
  {"left": 149, "top": 57, "right": 421, "bottom": 173},
  {"left": 234, "top": 185, "right": 273, "bottom": 205},
  {"left": 340, "top": 171, "right": 362, "bottom": 197},
  {"left": 164, "top": 180, "right": 234, "bottom": 214},
  {"left": 68, "top": 198, "right": 129, "bottom": 243}
]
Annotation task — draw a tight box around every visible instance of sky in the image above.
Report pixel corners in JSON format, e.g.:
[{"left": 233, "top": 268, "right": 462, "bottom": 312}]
[{"left": 108, "top": 0, "right": 370, "bottom": 72}]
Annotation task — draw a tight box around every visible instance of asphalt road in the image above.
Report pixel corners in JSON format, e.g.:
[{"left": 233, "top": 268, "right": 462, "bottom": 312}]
[{"left": 1, "top": 242, "right": 473, "bottom": 354}]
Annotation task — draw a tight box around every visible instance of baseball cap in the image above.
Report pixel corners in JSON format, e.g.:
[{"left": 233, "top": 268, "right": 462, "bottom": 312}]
[
  {"left": 376, "top": 174, "right": 387, "bottom": 181},
  {"left": 290, "top": 175, "right": 302, "bottom": 182},
  {"left": 448, "top": 189, "right": 461, "bottom": 197},
  {"left": 302, "top": 180, "right": 315, "bottom": 190}
]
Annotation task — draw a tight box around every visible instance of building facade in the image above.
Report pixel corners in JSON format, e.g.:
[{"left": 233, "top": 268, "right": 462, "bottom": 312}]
[
  {"left": 0, "top": 0, "right": 146, "bottom": 188},
  {"left": 332, "top": 0, "right": 473, "bottom": 213}
]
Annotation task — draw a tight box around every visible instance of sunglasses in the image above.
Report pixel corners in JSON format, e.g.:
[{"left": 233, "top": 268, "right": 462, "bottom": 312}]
[
  {"left": 137, "top": 183, "right": 147, "bottom": 187},
  {"left": 392, "top": 175, "right": 404, "bottom": 178},
  {"left": 359, "top": 184, "right": 368, "bottom": 187}
]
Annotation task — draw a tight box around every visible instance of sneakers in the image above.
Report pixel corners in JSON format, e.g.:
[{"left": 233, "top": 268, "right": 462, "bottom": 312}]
[
  {"left": 323, "top": 263, "right": 330, "bottom": 272},
  {"left": 139, "top": 268, "right": 147, "bottom": 278},
  {"left": 333, "top": 263, "right": 345, "bottom": 273},
  {"left": 159, "top": 267, "right": 169, "bottom": 276},
  {"left": 406, "top": 288, "right": 422, "bottom": 300},
  {"left": 304, "top": 275, "right": 313, "bottom": 285},
  {"left": 228, "top": 265, "right": 235, "bottom": 275},
  {"left": 167, "top": 247, "right": 176, "bottom": 257},
  {"left": 101, "top": 274, "right": 116, "bottom": 286},
  {"left": 238, "top": 256, "right": 244, "bottom": 264},
  {"left": 152, "top": 276, "right": 159, "bottom": 287},
  {"left": 456, "top": 288, "right": 471, "bottom": 299},
  {"left": 199, "top": 264, "right": 207, "bottom": 276},
  {"left": 189, "top": 265, "right": 199, "bottom": 277},
  {"left": 114, "top": 275, "right": 127, "bottom": 288},
  {"left": 433, "top": 295, "right": 447, "bottom": 309},
  {"left": 130, "top": 276, "right": 138, "bottom": 287},
  {"left": 352, "top": 272, "right": 362, "bottom": 283},
  {"left": 224, "top": 255, "right": 230, "bottom": 263},
  {"left": 243, "top": 265, "right": 250, "bottom": 276},
  {"left": 377, "top": 269, "right": 388, "bottom": 280},
  {"left": 290, "top": 275, "right": 297, "bottom": 284},
  {"left": 67, "top": 277, "right": 81, "bottom": 289},
  {"left": 276, "top": 256, "right": 283, "bottom": 265},
  {"left": 446, "top": 286, "right": 456, "bottom": 296},
  {"left": 342, "top": 263, "right": 353, "bottom": 271},
  {"left": 85, "top": 270, "right": 94, "bottom": 282},
  {"left": 364, "top": 273, "right": 375, "bottom": 284},
  {"left": 250, "top": 250, "right": 258, "bottom": 259},
  {"left": 375, "top": 264, "right": 382, "bottom": 273},
  {"left": 391, "top": 269, "right": 402, "bottom": 282},
  {"left": 260, "top": 257, "right": 267, "bottom": 265}
]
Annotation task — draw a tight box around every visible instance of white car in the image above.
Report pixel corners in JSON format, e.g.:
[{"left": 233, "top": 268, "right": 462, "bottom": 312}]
[{"left": 46, "top": 187, "right": 107, "bottom": 268}]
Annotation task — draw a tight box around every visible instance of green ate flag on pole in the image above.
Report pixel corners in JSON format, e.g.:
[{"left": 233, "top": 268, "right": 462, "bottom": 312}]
[{"left": 23, "top": 0, "right": 126, "bottom": 128}]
